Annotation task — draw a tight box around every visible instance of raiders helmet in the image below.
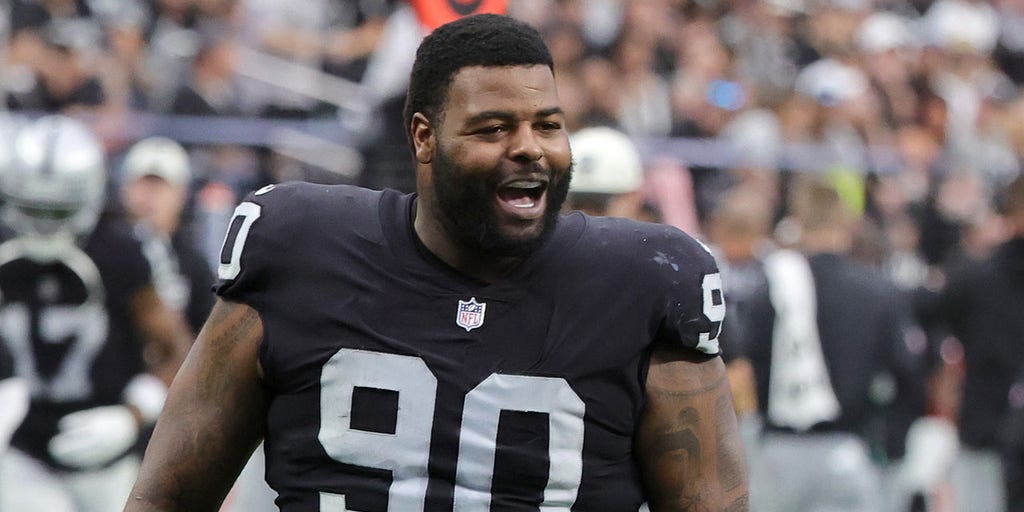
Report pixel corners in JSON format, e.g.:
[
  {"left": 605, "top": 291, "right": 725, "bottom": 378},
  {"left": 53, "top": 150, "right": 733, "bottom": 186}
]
[{"left": 0, "top": 115, "right": 107, "bottom": 257}]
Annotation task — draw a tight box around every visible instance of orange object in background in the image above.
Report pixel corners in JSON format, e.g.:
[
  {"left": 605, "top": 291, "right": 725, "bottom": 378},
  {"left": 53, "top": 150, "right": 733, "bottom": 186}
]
[{"left": 411, "top": 0, "right": 508, "bottom": 31}]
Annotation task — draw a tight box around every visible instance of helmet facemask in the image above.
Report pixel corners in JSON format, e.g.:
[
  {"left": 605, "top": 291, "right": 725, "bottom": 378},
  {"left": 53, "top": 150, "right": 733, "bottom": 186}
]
[{"left": 0, "top": 115, "right": 107, "bottom": 262}]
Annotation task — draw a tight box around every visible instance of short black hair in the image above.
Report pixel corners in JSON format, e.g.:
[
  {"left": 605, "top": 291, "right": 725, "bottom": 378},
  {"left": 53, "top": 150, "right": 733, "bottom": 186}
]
[{"left": 403, "top": 14, "right": 554, "bottom": 148}]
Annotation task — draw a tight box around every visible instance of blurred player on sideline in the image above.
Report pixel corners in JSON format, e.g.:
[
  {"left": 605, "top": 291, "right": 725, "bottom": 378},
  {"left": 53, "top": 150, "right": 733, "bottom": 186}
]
[
  {"left": 745, "top": 176, "right": 927, "bottom": 512},
  {"left": 564, "top": 125, "right": 649, "bottom": 220},
  {"left": 0, "top": 112, "right": 30, "bottom": 473},
  {"left": 0, "top": 115, "right": 192, "bottom": 512},
  {"left": 119, "top": 136, "right": 215, "bottom": 335}
]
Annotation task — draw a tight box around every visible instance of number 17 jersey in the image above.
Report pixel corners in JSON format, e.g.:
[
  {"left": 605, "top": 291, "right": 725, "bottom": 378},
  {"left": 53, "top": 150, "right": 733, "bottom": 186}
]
[{"left": 215, "top": 183, "right": 725, "bottom": 511}]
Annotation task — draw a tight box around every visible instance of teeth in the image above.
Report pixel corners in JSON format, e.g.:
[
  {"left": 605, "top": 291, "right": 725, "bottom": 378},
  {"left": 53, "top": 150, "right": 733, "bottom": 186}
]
[
  {"left": 513, "top": 202, "right": 536, "bottom": 208},
  {"left": 505, "top": 181, "right": 542, "bottom": 189}
]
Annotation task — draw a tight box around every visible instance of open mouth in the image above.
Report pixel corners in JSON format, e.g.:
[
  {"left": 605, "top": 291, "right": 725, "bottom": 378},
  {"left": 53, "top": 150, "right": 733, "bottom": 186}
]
[{"left": 497, "top": 180, "right": 546, "bottom": 209}]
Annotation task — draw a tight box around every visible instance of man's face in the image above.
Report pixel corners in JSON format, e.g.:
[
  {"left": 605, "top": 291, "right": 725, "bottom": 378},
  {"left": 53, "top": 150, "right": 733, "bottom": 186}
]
[
  {"left": 428, "top": 65, "right": 573, "bottom": 257},
  {"left": 121, "top": 175, "right": 186, "bottom": 235}
]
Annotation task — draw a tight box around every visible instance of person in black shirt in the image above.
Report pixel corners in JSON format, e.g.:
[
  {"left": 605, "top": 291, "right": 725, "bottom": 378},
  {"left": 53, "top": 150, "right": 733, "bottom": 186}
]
[
  {"left": 918, "top": 174, "right": 1024, "bottom": 512},
  {"left": 1002, "top": 368, "right": 1024, "bottom": 512},
  {"left": 745, "top": 176, "right": 927, "bottom": 512},
  {"left": 127, "top": 14, "right": 748, "bottom": 512},
  {"left": 119, "top": 137, "right": 215, "bottom": 334},
  {"left": 5, "top": 18, "right": 108, "bottom": 112}
]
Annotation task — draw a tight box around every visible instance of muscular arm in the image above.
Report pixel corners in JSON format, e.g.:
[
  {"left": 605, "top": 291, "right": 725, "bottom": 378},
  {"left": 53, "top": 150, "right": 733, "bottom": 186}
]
[
  {"left": 636, "top": 342, "right": 749, "bottom": 511},
  {"left": 129, "top": 284, "right": 194, "bottom": 385},
  {"left": 125, "top": 299, "right": 268, "bottom": 512}
]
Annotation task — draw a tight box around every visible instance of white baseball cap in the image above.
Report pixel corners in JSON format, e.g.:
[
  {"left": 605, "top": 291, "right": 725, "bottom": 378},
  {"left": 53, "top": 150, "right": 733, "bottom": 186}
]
[
  {"left": 794, "top": 58, "right": 869, "bottom": 107},
  {"left": 122, "top": 137, "right": 191, "bottom": 187},
  {"left": 857, "top": 12, "right": 915, "bottom": 54},
  {"left": 925, "top": 0, "right": 999, "bottom": 54},
  {"left": 569, "top": 126, "right": 644, "bottom": 195}
]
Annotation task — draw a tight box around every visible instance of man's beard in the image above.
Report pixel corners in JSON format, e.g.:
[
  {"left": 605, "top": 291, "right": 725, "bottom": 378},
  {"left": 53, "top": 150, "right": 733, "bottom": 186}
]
[{"left": 431, "top": 144, "right": 571, "bottom": 258}]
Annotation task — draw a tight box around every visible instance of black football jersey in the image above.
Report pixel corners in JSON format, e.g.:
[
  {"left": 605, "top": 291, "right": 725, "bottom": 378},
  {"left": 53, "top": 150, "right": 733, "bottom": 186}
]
[
  {"left": 0, "top": 336, "right": 12, "bottom": 381},
  {"left": 215, "top": 183, "right": 725, "bottom": 512},
  {"left": 0, "top": 217, "right": 152, "bottom": 469}
]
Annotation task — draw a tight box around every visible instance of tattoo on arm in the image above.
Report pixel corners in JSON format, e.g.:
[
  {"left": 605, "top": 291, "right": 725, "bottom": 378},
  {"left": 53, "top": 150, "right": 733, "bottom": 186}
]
[
  {"left": 644, "top": 406, "right": 707, "bottom": 509},
  {"left": 638, "top": 346, "right": 749, "bottom": 511}
]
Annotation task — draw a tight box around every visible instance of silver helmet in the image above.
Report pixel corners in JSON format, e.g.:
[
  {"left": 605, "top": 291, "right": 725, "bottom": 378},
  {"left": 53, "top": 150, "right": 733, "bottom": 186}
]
[{"left": 1, "top": 115, "right": 107, "bottom": 259}]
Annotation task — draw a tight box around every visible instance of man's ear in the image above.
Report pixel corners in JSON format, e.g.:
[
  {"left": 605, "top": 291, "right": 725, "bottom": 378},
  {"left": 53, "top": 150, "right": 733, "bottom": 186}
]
[{"left": 411, "top": 113, "right": 434, "bottom": 164}]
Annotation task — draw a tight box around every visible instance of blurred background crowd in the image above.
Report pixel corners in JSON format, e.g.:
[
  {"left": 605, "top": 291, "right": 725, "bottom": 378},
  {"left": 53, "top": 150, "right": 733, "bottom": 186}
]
[
  {"left": 3, "top": 0, "right": 1024, "bottom": 271},
  {"left": 1, "top": 0, "right": 1024, "bottom": 511}
]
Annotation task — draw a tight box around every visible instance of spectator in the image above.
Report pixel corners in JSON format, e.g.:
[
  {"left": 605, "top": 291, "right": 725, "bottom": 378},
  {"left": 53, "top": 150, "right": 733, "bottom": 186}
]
[
  {"left": 704, "top": 185, "right": 776, "bottom": 465},
  {"left": 139, "top": 0, "right": 208, "bottom": 110},
  {"left": 706, "top": 185, "right": 775, "bottom": 365},
  {"left": 613, "top": 11, "right": 673, "bottom": 137},
  {"left": 855, "top": 11, "right": 921, "bottom": 131},
  {"left": 119, "top": 136, "right": 215, "bottom": 334},
  {"left": 917, "top": 173, "right": 1024, "bottom": 512},
  {"left": 6, "top": 18, "right": 108, "bottom": 113},
  {"left": 235, "top": 0, "right": 398, "bottom": 118},
  {"left": 169, "top": 21, "right": 241, "bottom": 117}
]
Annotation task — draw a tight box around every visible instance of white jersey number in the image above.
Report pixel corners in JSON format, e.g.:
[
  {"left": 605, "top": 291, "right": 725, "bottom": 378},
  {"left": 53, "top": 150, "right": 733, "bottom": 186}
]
[
  {"left": 218, "top": 194, "right": 587, "bottom": 510},
  {"left": 697, "top": 272, "right": 726, "bottom": 353},
  {"left": 0, "top": 302, "right": 109, "bottom": 401},
  {"left": 218, "top": 202, "right": 262, "bottom": 281},
  {"left": 318, "top": 348, "right": 585, "bottom": 512}
]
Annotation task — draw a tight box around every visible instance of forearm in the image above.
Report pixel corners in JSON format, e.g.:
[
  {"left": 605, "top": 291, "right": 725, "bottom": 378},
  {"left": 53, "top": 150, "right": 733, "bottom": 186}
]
[
  {"left": 131, "top": 286, "right": 194, "bottom": 386},
  {"left": 127, "top": 300, "right": 267, "bottom": 511},
  {"left": 127, "top": 406, "right": 260, "bottom": 512},
  {"left": 637, "top": 347, "right": 749, "bottom": 511}
]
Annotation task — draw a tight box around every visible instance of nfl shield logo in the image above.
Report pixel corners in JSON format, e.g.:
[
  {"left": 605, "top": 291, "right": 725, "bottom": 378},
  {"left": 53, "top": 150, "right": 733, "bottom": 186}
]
[{"left": 456, "top": 297, "right": 487, "bottom": 332}]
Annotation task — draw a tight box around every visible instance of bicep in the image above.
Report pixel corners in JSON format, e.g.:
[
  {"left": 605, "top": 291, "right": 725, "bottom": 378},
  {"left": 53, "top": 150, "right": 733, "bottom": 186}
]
[
  {"left": 636, "top": 342, "right": 749, "bottom": 511},
  {"left": 127, "top": 299, "right": 268, "bottom": 512}
]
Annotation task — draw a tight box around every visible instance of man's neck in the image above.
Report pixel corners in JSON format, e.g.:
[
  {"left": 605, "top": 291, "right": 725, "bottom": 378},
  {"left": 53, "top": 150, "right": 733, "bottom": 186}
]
[{"left": 413, "top": 204, "right": 523, "bottom": 284}]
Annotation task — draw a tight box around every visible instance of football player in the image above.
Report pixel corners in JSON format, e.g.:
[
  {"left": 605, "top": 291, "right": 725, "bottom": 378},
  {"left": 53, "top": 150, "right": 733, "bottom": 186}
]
[
  {"left": 0, "top": 344, "right": 29, "bottom": 456},
  {"left": 128, "top": 14, "right": 748, "bottom": 511},
  {"left": 0, "top": 114, "right": 30, "bottom": 453},
  {"left": 0, "top": 115, "right": 192, "bottom": 512}
]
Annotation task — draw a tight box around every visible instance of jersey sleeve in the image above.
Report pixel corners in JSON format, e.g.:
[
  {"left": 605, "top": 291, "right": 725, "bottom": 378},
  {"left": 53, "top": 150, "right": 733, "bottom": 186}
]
[
  {"left": 647, "top": 229, "right": 726, "bottom": 356},
  {"left": 213, "top": 183, "right": 305, "bottom": 308},
  {"left": 0, "top": 342, "right": 12, "bottom": 380}
]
